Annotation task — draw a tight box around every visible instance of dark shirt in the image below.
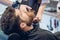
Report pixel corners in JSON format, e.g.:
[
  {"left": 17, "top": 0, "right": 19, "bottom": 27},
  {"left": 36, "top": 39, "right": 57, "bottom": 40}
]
[
  {"left": 2, "top": 25, "right": 59, "bottom": 40},
  {"left": 25, "top": 27, "right": 59, "bottom": 40},
  {"left": 8, "top": 27, "right": 59, "bottom": 40}
]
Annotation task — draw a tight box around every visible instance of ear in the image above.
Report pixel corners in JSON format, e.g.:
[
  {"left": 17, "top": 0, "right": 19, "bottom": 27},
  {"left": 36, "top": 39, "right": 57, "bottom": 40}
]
[{"left": 19, "top": 22, "right": 27, "bottom": 29}]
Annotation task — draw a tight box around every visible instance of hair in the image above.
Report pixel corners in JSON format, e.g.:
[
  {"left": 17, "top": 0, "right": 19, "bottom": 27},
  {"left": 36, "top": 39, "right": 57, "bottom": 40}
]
[
  {"left": 1, "top": 7, "right": 22, "bottom": 35},
  {"left": 1, "top": 6, "right": 35, "bottom": 35}
]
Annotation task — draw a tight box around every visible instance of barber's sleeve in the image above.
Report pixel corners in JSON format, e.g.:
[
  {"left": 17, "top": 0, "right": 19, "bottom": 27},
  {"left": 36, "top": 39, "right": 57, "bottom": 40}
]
[{"left": 41, "top": 0, "right": 50, "bottom": 4}]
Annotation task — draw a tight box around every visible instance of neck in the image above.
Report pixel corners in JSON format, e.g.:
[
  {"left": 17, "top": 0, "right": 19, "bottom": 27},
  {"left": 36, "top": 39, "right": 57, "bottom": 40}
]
[{"left": 23, "top": 25, "right": 33, "bottom": 32}]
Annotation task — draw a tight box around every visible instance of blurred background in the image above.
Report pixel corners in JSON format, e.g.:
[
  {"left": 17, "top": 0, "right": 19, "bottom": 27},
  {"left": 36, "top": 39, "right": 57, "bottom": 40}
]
[{"left": 0, "top": 0, "right": 60, "bottom": 40}]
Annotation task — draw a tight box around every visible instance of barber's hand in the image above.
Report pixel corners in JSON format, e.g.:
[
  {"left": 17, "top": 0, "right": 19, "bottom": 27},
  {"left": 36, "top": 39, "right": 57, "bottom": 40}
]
[
  {"left": 33, "top": 17, "right": 40, "bottom": 23},
  {"left": 20, "top": 4, "right": 32, "bottom": 12}
]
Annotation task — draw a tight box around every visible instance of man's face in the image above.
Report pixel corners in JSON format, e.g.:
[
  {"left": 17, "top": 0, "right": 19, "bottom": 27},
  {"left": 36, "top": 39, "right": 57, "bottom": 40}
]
[
  {"left": 15, "top": 9, "right": 35, "bottom": 24},
  {"left": 15, "top": 9, "right": 35, "bottom": 29}
]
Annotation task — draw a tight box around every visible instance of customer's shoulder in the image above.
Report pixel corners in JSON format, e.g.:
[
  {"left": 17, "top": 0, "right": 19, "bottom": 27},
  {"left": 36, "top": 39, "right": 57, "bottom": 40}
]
[
  {"left": 39, "top": 29, "right": 57, "bottom": 40},
  {"left": 39, "top": 28, "right": 53, "bottom": 35}
]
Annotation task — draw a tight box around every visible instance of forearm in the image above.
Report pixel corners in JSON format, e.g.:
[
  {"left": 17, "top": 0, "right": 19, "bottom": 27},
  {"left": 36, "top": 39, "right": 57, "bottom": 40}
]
[
  {"left": 36, "top": 3, "right": 47, "bottom": 21},
  {"left": 0, "top": 0, "right": 13, "bottom": 6}
]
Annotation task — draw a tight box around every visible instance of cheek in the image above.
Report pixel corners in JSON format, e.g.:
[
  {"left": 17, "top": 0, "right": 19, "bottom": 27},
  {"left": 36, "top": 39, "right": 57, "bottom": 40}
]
[
  {"left": 21, "top": 13, "right": 29, "bottom": 22},
  {"left": 23, "top": 13, "right": 29, "bottom": 19}
]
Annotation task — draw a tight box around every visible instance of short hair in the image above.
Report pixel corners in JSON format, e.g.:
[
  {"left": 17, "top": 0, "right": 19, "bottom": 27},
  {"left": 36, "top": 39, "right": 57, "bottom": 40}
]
[
  {"left": 1, "top": 7, "right": 22, "bottom": 35},
  {"left": 1, "top": 6, "right": 35, "bottom": 35}
]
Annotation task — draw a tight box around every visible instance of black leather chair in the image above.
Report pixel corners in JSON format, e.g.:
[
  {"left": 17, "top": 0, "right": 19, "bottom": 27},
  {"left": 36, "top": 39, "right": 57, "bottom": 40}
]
[
  {"left": 0, "top": 31, "right": 8, "bottom": 40},
  {"left": 54, "top": 32, "right": 60, "bottom": 40}
]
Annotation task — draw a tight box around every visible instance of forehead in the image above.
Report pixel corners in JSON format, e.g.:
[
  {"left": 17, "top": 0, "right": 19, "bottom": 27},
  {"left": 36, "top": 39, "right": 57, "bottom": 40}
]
[
  {"left": 15, "top": 9, "right": 21, "bottom": 16},
  {"left": 15, "top": 9, "right": 29, "bottom": 17}
]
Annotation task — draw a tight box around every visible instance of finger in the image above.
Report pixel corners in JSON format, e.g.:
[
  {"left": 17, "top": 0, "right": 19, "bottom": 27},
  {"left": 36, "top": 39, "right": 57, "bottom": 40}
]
[
  {"left": 24, "top": 8, "right": 28, "bottom": 12},
  {"left": 26, "top": 5, "right": 32, "bottom": 9},
  {"left": 33, "top": 17, "right": 40, "bottom": 23},
  {"left": 34, "top": 18, "right": 37, "bottom": 20}
]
